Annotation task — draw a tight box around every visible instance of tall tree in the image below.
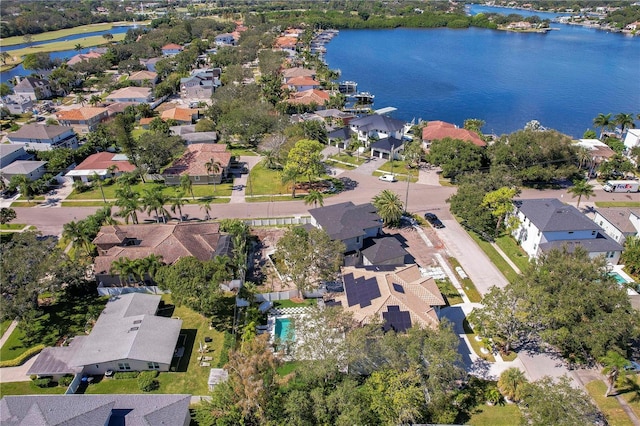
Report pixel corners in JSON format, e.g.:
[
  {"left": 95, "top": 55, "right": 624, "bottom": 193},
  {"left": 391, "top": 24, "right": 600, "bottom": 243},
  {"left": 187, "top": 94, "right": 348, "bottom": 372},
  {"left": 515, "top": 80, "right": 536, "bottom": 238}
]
[
  {"left": 481, "top": 186, "right": 520, "bottom": 234},
  {"left": 304, "top": 189, "right": 324, "bottom": 208},
  {"left": 180, "top": 174, "right": 195, "bottom": 200},
  {"left": 283, "top": 139, "right": 325, "bottom": 186},
  {"left": 593, "top": 113, "right": 613, "bottom": 139},
  {"left": 614, "top": 112, "right": 635, "bottom": 134},
  {"left": 425, "top": 138, "right": 487, "bottom": 180},
  {"left": 567, "top": 179, "right": 595, "bottom": 207},
  {"left": 0, "top": 208, "right": 17, "bottom": 225},
  {"left": 622, "top": 236, "right": 640, "bottom": 276},
  {"left": 170, "top": 191, "right": 189, "bottom": 221},
  {"left": 497, "top": 367, "right": 528, "bottom": 402},
  {"left": 141, "top": 185, "right": 170, "bottom": 223},
  {"left": 114, "top": 184, "right": 141, "bottom": 224},
  {"left": 372, "top": 189, "right": 404, "bottom": 227}
]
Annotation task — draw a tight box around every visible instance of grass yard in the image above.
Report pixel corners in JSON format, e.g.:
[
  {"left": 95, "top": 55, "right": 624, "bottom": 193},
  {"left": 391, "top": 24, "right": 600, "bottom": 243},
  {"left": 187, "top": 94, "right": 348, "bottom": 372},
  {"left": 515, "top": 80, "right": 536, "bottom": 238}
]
[
  {"left": 467, "top": 232, "right": 520, "bottom": 284},
  {"left": 0, "top": 325, "right": 30, "bottom": 360},
  {"left": 595, "top": 201, "right": 640, "bottom": 208},
  {"left": 494, "top": 235, "right": 530, "bottom": 273},
  {"left": 67, "top": 181, "right": 233, "bottom": 200},
  {"left": 462, "top": 318, "right": 495, "bottom": 362},
  {"left": 586, "top": 380, "right": 634, "bottom": 426},
  {"left": 448, "top": 257, "right": 482, "bottom": 303},
  {"left": 328, "top": 153, "right": 366, "bottom": 166},
  {"left": 435, "top": 279, "right": 464, "bottom": 306},
  {"left": 277, "top": 361, "right": 302, "bottom": 376},
  {"left": 247, "top": 161, "right": 290, "bottom": 196},
  {"left": 467, "top": 403, "right": 522, "bottom": 425},
  {"left": 228, "top": 147, "right": 258, "bottom": 156},
  {"left": 0, "top": 381, "right": 66, "bottom": 399},
  {"left": 0, "top": 223, "right": 27, "bottom": 230},
  {"left": 1, "top": 319, "right": 13, "bottom": 337},
  {"left": 246, "top": 195, "right": 297, "bottom": 203},
  {"left": 273, "top": 299, "right": 317, "bottom": 309},
  {"left": 0, "top": 22, "right": 138, "bottom": 46}
]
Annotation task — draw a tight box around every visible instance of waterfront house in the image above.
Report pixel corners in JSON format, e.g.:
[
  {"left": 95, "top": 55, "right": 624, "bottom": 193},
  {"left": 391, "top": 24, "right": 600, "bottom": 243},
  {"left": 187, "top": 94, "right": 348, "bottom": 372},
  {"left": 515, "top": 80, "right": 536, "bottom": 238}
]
[
  {"left": 2, "top": 95, "right": 34, "bottom": 114},
  {"left": 66, "top": 50, "right": 103, "bottom": 66},
  {"left": 0, "top": 160, "right": 47, "bottom": 183},
  {"left": 421, "top": 120, "right": 486, "bottom": 149},
  {"left": 308, "top": 202, "right": 382, "bottom": 253},
  {"left": 349, "top": 114, "right": 406, "bottom": 145},
  {"left": 335, "top": 264, "right": 444, "bottom": 331},
  {"left": 93, "top": 223, "right": 232, "bottom": 287},
  {"left": 575, "top": 139, "right": 616, "bottom": 174},
  {"left": 287, "top": 89, "right": 330, "bottom": 108},
  {"left": 127, "top": 70, "right": 159, "bottom": 86},
  {"left": 13, "top": 76, "right": 52, "bottom": 100},
  {"left": 66, "top": 152, "right": 135, "bottom": 183},
  {"left": 624, "top": 129, "right": 640, "bottom": 151},
  {"left": 162, "top": 143, "right": 231, "bottom": 186},
  {"left": 511, "top": 198, "right": 623, "bottom": 263},
  {"left": 313, "top": 109, "right": 355, "bottom": 127},
  {"left": 281, "top": 67, "right": 316, "bottom": 83},
  {"left": 106, "top": 87, "right": 153, "bottom": 105},
  {"left": 275, "top": 36, "right": 299, "bottom": 56},
  {"left": 286, "top": 76, "right": 321, "bottom": 92},
  {"left": 56, "top": 107, "right": 108, "bottom": 134},
  {"left": 593, "top": 208, "right": 640, "bottom": 245},
  {"left": 161, "top": 43, "right": 184, "bottom": 56},
  {"left": 7, "top": 123, "right": 78, "bottom": 151},
  {"left": 0, "top": 394, "right": 191, "bottom": 425}
]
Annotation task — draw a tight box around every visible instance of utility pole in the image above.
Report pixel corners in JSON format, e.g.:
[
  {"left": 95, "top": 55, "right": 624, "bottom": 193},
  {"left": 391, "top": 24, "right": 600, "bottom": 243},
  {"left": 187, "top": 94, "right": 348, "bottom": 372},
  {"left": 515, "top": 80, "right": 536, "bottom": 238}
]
[{"left": 404, "top": 166, "right": 411, "bottom": 213}]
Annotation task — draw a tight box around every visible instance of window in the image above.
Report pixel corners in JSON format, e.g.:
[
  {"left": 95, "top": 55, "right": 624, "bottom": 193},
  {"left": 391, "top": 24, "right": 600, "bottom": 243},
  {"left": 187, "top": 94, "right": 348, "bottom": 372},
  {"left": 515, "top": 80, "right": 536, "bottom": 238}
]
[
  {"left": 194, "top": 176, "right": 200, "bottom": 181},
  {"left": 147, "top": 362, "right": 160, "bottom": 369},
  {"left": 592, "top": 230, "right": 597, "bottom": 236},
  {"left": 118, "top": 363, "right": 131, "bottom": 370},
  {"left": 568, "top": 231, "right": 574, "bottom": 235}
]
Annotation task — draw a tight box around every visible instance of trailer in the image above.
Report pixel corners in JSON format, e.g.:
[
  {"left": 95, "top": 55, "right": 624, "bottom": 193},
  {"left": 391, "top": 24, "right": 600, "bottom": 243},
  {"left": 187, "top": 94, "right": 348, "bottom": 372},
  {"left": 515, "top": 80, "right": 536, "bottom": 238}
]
[{"left": 602, "top": 180, "right": 640, "bottom": 193}]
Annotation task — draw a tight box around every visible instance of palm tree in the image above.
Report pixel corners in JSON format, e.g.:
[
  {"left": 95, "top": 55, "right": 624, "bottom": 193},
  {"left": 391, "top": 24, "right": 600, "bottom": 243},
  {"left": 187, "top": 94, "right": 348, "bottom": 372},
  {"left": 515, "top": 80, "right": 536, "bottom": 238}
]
[
  {"left": 143, "top": 254, "right": 164, "bottom": 282},
  {"left": 62, "top": 220, "right": 93, "bottom": 256},
  {"left": 110, "top": 257, "right": 134, "bottom": 286},
  {"left": 372, "top": 189, "right": 404, "bottom": 227},
  {"left": 180, "top": 174, "right": 195, "bottom": 200},
  {"left": 568, "top": 179, "right": 595, "bottom": 208},
  {"left": 142, "top": 186, "right": 170, "bottom": 223},
  {"left": 600, "top": 351, "right": 630, "bottom": 397},
  {"left": 304, "top": 189, "right": 324, "bottom": 208},
  {"left": 281, "top": 168, "right": 300, "bottom": 198},
  {"left": 74, "top": 43, "right": 84, "bottom": 52},
  {"left": 11, "top": 175, "right": 32, "bottom": 204},
  {"left": 75, "top": 93, "right": 87, "bottom": 106},
  {"left": 114, "top": 184, "right": 141, "bottom": 224},
  {"left": 497, "top": 368, "right": 528, "bottom": 403},
  {"left": 89, "top": 94, "right": 102, "bottom": 107},
  {"left": 200, "top": 197, "right": 214, "bottom": 220},
  {"left": 614, "top": 113, "right": 635, "bottom": 135},
  {"left": 205, "top": 158, "right": 221, "bottom": 192},
  {"left": 593, "top": 113, "right": 613, "bottom": 140},
  {"left": 170, "top": 191, "right": 189, "bottom": 221},
  {"left": 91, "top": 172, "right": 107, "bottom": 203}
]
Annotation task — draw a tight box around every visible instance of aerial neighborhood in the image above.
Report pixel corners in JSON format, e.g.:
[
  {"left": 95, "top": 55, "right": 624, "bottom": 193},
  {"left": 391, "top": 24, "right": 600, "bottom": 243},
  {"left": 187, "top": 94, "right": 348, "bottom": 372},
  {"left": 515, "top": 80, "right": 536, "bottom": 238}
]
[{"left": 0, "top": 0, "right": 640, "bottom": 425}]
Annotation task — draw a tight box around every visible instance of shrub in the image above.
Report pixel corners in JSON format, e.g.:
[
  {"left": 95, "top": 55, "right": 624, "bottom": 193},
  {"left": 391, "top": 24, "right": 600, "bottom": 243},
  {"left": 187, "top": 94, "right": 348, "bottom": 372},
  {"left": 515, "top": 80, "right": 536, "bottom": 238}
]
[
  {"left": 34, "top": 377, "right": 54, "bottom": 388},
  {"left": 217, "top": 332, "right": 236, "bottom": 368},
  {"left": 137, "top": 371, "right": 160, "bottom": 392},
  {"left": 0, "top": 344, "right": 45, "bottom": 368},
  {"left": 58, "top": 375, "right": 74, "bottom": 387},
  {"left": 113, "top": 371, "right": 139, "bottom": 379}
]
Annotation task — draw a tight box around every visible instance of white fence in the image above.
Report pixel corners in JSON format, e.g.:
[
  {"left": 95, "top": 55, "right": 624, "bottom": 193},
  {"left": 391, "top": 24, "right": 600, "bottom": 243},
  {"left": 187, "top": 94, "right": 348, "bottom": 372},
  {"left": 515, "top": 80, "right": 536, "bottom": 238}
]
[
  {"left": 244, "top": 216, "right": 311, "bottom": 227},
  {"left": 97, "top": 285, "right": 165, "bottom": 297},
  {"left": 65, "top": 373, "right": 83, "bottom": 394},
  {"left": 254, "top": 289, "right": 326, "bottom": 303}
]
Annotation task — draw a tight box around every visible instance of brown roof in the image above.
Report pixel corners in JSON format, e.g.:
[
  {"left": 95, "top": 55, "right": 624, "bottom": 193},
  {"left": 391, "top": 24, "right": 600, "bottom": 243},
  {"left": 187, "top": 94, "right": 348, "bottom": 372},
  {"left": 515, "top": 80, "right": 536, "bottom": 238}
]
[
  {"left": 56, "top": 107, "right": 108, "bottom": 121},
  {"left": 287, "top": 76, "right": 320, "bottom": 87},
  {"left": 164, "top": 144, "right": 231, "bottom": 176},
  {"left": 422, "top": 121, "right": 486, "bottom": 147},
  {"left": 161, "top": 108, "right": 197, "bottom": 123},
  {"left": 93, "top": 222, "right": 226, "bottom": 275},
  {"left": 74, "top": 152, "right": 136, "bottom": 172},
  {"left": 288, "top": 89, "right": 330, "bottom": 106},
  {"left": 128, "top": 70, "right": 158, "bottom": 81},
  {"left": 336, "top": 264, "right": 445, "bottom": 330},
  {"left": 282, "top": 67, "right": 315, "bottom": 79},
  {"left": 106, "top": 87, "right": 151, "bottom": 100},
  {"left": 162, "top": 43, "right": 183, "bottom": 50},
  {"left": 275, "top": 37, "right": 298, "bottom": 49}
]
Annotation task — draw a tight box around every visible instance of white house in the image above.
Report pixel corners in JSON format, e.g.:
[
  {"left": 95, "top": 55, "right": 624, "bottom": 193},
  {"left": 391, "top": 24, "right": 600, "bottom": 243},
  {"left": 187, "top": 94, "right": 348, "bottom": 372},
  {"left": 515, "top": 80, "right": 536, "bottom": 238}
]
[
  {"left": 308, "top": 202, "right": 382, "bottom": 253},
  {"left": 624, "top": 129, "right": 640, "bottom": 151},
  {"left": 593, "top": 207, "right": 640, "bottom": 245},
  {"left": 348, "top": 114, "right": 406, "bottom": 145},
  {"left": 512, "top": 198, "right": 623, "bottom": 264}
]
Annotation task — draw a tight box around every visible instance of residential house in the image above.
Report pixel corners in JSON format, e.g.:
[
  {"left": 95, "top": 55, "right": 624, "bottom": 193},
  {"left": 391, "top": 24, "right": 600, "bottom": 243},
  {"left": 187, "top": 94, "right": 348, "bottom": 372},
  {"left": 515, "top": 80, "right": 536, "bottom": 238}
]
[
  {"left": 328, "top": 127, "right": 354, "bottom": 150},
  {"left": 93, "top": 222, "right": 232, "bottom": 287},
  {"left": 7, "top": 123, "right": 78, "bottom": 151},
  {"left": 182, "top": 132, "right": 218, "bottom": 145},
  {"left": 421, "top": 120, "right": 486, "bottom": 150},
  {"left": 127, "top": 70, "right": 159, "bottom": 86},
  {"left": 0, "top": 394, "right": 191, "bottom": 426},
  {"left": 161, "top": 107, "right": 198, "bottom": 125},
  {"left": 507, "top": 21, "right": 533, "bottom": 30},
  {"left": 308, "top": 202, "right": 382, "bottom": 253},
  {"left": 361, "top": 236, "right": 410, "bottom": 266},
  {"left": 1, "top": 95, "right": 34, "bottom": 114},
  {"left": 0, "top": 160, "right": 47, "bottom": 183},
  {"left": 140, "top": 57, "right": 162, "bottom": 72},
  {"left": 163, "top": 143, "right": 231, "bottom": 186},
  {"left": 13, "top": 76, "right": 52, "bottom": 100},
  {"left": 334, "top": 264, "right": 445, "bottom": 331},
  {"left": 0, "top": 145, "right": 31, "bottom": 168},
  {"left": 161, "top": 43, "right": 184, "bottom": 56},
  {"left": 56, "top": 107, "right": 108, "bottom": 133},
  {"left": 66, "top": 152, "right": 135, "bottom": 183},
  {"left": 624, "top": 129, "right": 640, "bottom": 152},
  {"left": 180, "top": 68, "right": 221, "bottom": 99},
  {"left": 370, "top": 136, "right": 404, "bottom": 160},
  {"left": 66, "top": 50, "right": 103, "bottom": 66},
  {"left": 593, "top": 208, "right": 640, "bottom": 245},
  {"left": 274, "top": 36, "right": 298, "bottom": 56},
  {"left": 170, "top": 124, "right": 197, "bottom": 136},
  {"left": 286, "top": 76, "right": 321, "bottom": 92},
  {"left": 349, "top": 114, "right": 406, "bottom": 145},
  {"left": 313, "top": 109, "right": 355, "bottom": 127},
  {"left": 106, "top": 87, "right": 153, "bottom": 105},
  {"left": 288, "top": 89, "right": 330, "bottom": 108},
  {"left": 575, "top": 138, "right": 616, "bottom": 175},
  {"left": 281, "top": 67, "right": 316, "bottom": 83},
  {"left": 511, "top": 198, "right": 623, "bottom": 263},
  {"left": 215, "top": 33, "right": 236, "bottom": 46}
]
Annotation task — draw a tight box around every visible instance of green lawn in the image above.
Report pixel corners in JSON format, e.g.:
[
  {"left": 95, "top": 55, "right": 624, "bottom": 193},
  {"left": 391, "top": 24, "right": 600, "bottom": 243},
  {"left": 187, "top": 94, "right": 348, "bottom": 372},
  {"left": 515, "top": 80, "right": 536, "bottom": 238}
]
[
  {"left": 0, "top": 325, "right": 30, "bottom": 360},
  {"left": 494, "top": 235, "right": 530, "bottom": 273},
  {"left": 449, "top": 257, "right": 482, "bottom": 303},
  {"left": 586, "top": 380, "right": 634, "bottom": 426},
  {"left": 467, "top": 403, "right": 522, "bottom": 425},
  {"left": 67, "top": 181, "right": 233, "bottom": 200},
  {"left": 0, "top": 223, "right": 27, "bottom": 230},
  {"left": 247, "top": 161, "right": 290, "bottom": 196},
  {"left": 327, "top": 153, "right": 366, "bottom": 166},
  {"left": 467, "top": 232, "right": 520, "bottom": 284},
  {"left": 595, "top": 201, "right": 640, "bottom": 208},
  {"left": 0, "top": 381, "right": 66, "bottom": 399},
  {"left": 274, "top": 299, "right": 316, "bottom": 309},
  {"left": 131, "top": 128, "right": 150, "bottom": 139},
  {"left": 246, "top": 195, "right": 297, "bottom": 203},
  {"left": 436, "top": 279, "right": 464, "bottom": 306},
  {"left": 277, "top": 361, "right": 302, "bottom": 376},
  {"left": 0, "top": 22, "right": 134, "bottom": 46},
  {"left": 462, "top": 318, "right": 495, "bottom": 362},
  {"left": 0, "top": 319, "right": 13, "bottom": 337}
]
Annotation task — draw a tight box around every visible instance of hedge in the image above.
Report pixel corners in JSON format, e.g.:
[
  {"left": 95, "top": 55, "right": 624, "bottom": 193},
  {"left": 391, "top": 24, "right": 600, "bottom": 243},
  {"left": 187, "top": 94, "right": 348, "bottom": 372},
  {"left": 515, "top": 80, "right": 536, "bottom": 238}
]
[
  {"left": 114, "top": 371, "right": 140, "bottom": 379},
  {"left": 0, "top": 344, "right": 45, "bottom": 368},
  {"left": 138, "top": 370, "right": 159, "bottom": 392}
]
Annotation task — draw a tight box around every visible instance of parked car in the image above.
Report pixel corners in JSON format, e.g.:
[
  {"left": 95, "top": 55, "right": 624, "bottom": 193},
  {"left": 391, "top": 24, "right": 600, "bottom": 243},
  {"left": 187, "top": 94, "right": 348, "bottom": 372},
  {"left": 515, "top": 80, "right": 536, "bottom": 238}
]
[
  {"left": 424, "top": 212, "right": 444, "bottom": 229},
  {"left": 379, "top": 174, "right": 397, "bottom": 182},
  {"left": 624, "top": 361, "right": 640, "bottom": 373}
]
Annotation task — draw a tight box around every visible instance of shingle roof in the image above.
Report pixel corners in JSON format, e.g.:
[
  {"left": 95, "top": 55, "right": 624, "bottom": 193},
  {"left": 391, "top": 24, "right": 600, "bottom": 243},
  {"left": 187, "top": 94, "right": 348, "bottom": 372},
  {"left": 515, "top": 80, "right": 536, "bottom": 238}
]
[
  {"left": 595, "top": 207, "right": 640, "bottom": 234},
  {"left": 421, "top": 120, "right": 486, "bottom": 147},
  {"left": 539, "top": 234, "right": 623, "bottom": 254},
  {"left": 0, "top": 160, "right": 47, "bottom": 175},
  {"left": 515, "top": 198, "right": 599, "bottom": 232},
  {"left": 0, "top": 144, "right": 26, "bottom": 157},
  {"left": 56, "top": 107, "right": 107, "bottom": 121},
  {"left": 106, "top": 86, "right": 151, "bottom": 100},
  {"left": 0, "top": 394, "right": 191, "bottom": 426},
  {"left": 309, "top": 202, "right": 381, "bottom": 241},
  {"left": 370, "top": 136, "right": 404, "bottom": 152},
  {"left": 163, "top": 143, "right": 231, "bottom": 176},
  {"left": 350, "top": 114, "right": 405, "bottom": 134},
  {"left": 128, "top": 70, "right": 158, "bottom": 81},
  {"left": 8, "top": 124, "right": 73, "bottom": 141},
  {"left": 328, "top": 127, "right": 353, "bottom": 141},
  {"left": 26, "top": 336, "right": 87, "bottom": 376},
  {"left": 361, "top": 236, "right": 408, "bottom": 265}
]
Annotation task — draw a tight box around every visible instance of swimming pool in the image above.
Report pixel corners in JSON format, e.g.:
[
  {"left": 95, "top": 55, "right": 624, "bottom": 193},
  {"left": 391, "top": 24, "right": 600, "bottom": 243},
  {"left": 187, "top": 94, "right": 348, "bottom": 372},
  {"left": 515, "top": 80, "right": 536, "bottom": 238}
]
[
  {"left": 610, "top": 272, "right": 630, "bottom": 284},
  {"left": 274, "top": 318, "right": 294, "bottom": 341}
]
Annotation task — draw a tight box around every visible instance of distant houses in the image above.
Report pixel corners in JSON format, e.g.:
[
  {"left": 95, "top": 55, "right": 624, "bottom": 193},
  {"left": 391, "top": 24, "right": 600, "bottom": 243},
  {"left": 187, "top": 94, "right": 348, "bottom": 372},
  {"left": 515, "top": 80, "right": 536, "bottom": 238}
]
[
  {"left": 7, "top": 123, "right": 79, "bottom": 151},
  {"left": 421, "top": 120, "right": 486, "bottom": 149},
  {"left": 56, "top": 107, "right": 109, "bottom": 134},
  {"left": 105, "top": 87, "right": 154, "bottom": 105},
  {"left": 13, "top": 76, "right": 52, "bottom": 100},
  {"left": 161, "top": 43, "right": 184, "bottom": 56},
  {"left": 162, "top": 143, "right": 232, "bottom": 186},
  {"left": 66, "top": 152, "right": 135, "bottom": 183}
]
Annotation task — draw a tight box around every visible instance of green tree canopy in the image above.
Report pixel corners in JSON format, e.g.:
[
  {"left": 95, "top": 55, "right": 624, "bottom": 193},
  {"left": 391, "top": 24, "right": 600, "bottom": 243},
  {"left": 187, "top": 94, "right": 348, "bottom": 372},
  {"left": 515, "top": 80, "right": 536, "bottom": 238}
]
[
  {"left": 425, "top": 137, "right": 487, "bottom": 180},
  {"left": 283, "top": 139, "right": 325, "bottom": 186},
  {"left": 372, "top": 189, "right": 404, "bottom": 227}
]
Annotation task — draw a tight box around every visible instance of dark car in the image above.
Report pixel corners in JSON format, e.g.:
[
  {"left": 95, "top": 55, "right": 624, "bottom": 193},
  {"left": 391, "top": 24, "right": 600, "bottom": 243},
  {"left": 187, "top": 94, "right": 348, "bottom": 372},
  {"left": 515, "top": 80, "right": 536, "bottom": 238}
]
[{"left": 424, "top": 212, "right": 444, "bottom": 229}]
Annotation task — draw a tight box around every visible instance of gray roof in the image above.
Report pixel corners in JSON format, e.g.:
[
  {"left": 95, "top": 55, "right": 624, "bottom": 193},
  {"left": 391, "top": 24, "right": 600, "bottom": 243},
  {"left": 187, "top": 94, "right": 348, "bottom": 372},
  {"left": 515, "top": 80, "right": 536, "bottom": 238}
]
[
  {"left": 26, "top": 336, "right": 88, "bottom": 376},
  {"left": 309, "top": 202, "right": 381, "bottom": 242},
  {"left": 515, "top": 198, "right": 599, "bottom": 232},
  {"left": 0, "top": 394, "right": 191, "bottom": 426},
  {"left": 14, "top": 77, "right": 49, "bottom": 91},
  {"left": 170, "top": 124, "right": 197, "bottom": 136},
  {"left": 361, "top": 236, "right": 409, "bottom": 265},
  {"left": 595, "top": 207, "right": 640, "bottom": 234},
  {"left": 182, "top": 132, "right": 218, "bottom": 143},
  {"left": 370, "top": 136, "right": 404, "bottom": 152},
  {"left": 0, "top": 144, "right": 26, "bottom": 158},
  {"left": 349, "top": 114, "right": 405, "bottom": 133},
  {"left": 0, "top": 160, "right": 47, "bottom": 175},
  {"left": 70, "top": 294, "right": 182, "bottom": 367},
  {"left": 539, "top": 233, "right": 623, "bottom": 254},
  {"left": 8, "top": 124, "right": 72, "bottom": 141},
  {"left": 328, "top": 127, "right": 353, "bottom": 141}
]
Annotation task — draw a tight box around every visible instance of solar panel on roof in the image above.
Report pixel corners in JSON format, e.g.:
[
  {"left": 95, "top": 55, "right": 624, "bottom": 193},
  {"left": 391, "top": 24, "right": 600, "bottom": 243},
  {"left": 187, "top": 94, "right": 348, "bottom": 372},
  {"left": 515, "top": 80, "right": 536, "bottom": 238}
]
[
  {"left": 392, "top": 283, "right": 405, "bottom": 294},
  {"left": 382, "top": 307, "right": 412, "bottom": 333}
]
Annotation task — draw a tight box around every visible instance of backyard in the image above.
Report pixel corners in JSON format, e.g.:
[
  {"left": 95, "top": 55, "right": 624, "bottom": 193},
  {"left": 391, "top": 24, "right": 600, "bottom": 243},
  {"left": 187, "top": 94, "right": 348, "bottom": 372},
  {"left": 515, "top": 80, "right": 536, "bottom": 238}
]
[{"left": 66, "top": 181, "right": 233, "bottom": 201}]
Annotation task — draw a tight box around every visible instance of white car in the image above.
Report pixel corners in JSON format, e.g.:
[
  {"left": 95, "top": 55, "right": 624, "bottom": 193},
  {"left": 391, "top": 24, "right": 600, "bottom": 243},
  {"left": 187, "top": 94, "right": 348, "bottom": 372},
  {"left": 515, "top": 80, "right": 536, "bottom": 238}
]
[{"left": 379, "top": 174, "right": 397, "bottom": 182}]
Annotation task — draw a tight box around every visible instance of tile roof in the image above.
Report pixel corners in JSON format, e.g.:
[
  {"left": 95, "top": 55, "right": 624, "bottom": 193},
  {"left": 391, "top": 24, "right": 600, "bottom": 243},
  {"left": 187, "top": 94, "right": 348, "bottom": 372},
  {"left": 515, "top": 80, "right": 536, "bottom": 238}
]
[
  {"left": 8, "top": 124, "right": 73, "bottom": 141},
  {"left": 67, "top": 50, "right": 103, "bottom": 65},
  {"left": 162, "top": 43, "right": 183, "bottom": 50},
  {"left": 106, "top": 86, "right": 152, "bottom": 100},
  {"left": 0, "top": 394, "right": 191, "bottom": 425},
  {"left": 72, "top": 152, "right": 136, "bottom": 173},
  {"left": 309, "top": 202, "right": 381, "bottom": 241},
  {"left": 421, "top": 120, "right": 486, "bottom": 147},
  {"left": 56, "top": 107, "right": 108, "bottom": 121},
  {"left": 282, "top": 67, "right": 316, "bottom": 79},
  {"left": 287, "top": 76, "right": 320, "bottom": 87},
  {"left": 288, "top": 89, "right": 330, "bottom": 105},
  {"left": 337, "top": 264, "right": 444, "bottom": 330},
  {"left": 164, "top": 143, "right": 231, "bottom": 176},
  {"left": 161, "top": 107, "right": 198, "bottom": 122},
  {"left": 93, "top": 222, "right": 229, "bottom": 275},
  {"left": 127, "top": 70, "right": 158, "bottom": 81},
  {"left": 515, "top": 198, "right": 599, "bottom": 232},
  {"left": 275, "top": 36, "right": 298, "bottom": 48}
]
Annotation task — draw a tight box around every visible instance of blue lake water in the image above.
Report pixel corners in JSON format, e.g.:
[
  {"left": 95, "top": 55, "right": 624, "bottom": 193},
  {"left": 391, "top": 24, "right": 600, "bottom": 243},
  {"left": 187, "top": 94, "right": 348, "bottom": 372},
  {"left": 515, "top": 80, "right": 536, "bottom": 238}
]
[
  {"left": 0, "top": 25, "right": 138, "bottom": 52},
  {"left": 325, "top": 8, "right": 640, "bottom": 137}
]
